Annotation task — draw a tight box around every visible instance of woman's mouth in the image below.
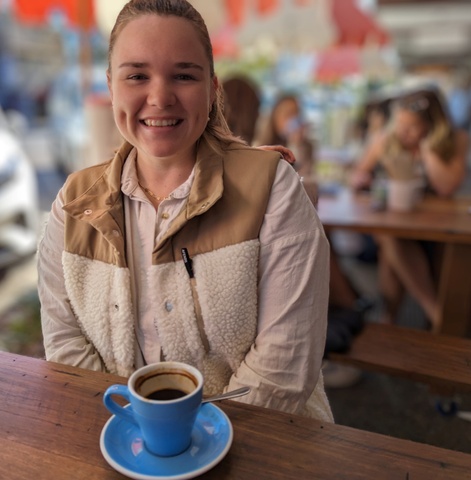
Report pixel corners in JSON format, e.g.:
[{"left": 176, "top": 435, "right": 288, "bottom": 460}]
[{"left": 141, "top": 119, "right": 181, "bottom": 127}]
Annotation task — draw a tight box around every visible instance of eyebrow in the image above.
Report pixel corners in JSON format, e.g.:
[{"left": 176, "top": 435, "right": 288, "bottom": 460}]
[
  {"left": 176, "top": 62, "right": 204, "bottom": 71},
  {"left": 118, "top": 61, "right": 204, "bottom": 71}
]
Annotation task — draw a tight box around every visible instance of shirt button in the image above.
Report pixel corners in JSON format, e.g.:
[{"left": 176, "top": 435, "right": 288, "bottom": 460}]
[
  {"left": 165, "top": 301, "right": 173, "bottom": 312},
  {"left": 161, "top": 212, "right": 169, "bottom": 220},
  {"left": 84, "top": 209, "right": 92, "bottom": 215},
  {"left": 112, "top": 230, "right": 120, "bottom": 237}
]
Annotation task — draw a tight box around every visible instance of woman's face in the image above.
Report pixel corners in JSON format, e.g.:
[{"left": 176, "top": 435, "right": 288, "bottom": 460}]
[
  {"left": 273, "top": 98, "right": 301, "bottom": 138},
  {"left": 107, "top": 14, "right": 217, "bottom": 165},
  {"left": 393, "top": 108, "right": 428, "bottom": 149}
]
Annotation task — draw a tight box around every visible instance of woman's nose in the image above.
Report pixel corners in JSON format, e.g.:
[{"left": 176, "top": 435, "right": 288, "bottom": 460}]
[{"left": 147, "top": 80, "right": 176, "bottom": 108}]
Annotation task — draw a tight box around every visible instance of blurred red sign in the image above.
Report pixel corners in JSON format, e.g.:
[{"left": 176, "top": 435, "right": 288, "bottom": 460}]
[{"left": 13, "top": 0, "right": 95, "bottom": 30}]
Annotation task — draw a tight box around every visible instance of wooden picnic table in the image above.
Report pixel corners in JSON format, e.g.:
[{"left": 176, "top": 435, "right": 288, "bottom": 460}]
[
  {"left": 318, "top": 189, "right": 471, "bottom": 336},
  {"left": 2, "top": 352, "right": 471, "bottom": 479}
]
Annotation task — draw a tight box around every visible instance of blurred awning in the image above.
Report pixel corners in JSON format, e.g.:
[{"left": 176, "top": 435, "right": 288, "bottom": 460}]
[
  {"left": 315, "top": 46, "right": 361, "bottom": 83},
  {"left": 314, "top": 43, "right": 397, "bottom": 83},
  {"left": 13, "top": 0, "right": 96, "bottom": 30},
  {"left": 213, "top": 0, "right": 389, "bottom": 55},
  {"left": 331, "top": 0, "right": 389, "bottom": 47}
]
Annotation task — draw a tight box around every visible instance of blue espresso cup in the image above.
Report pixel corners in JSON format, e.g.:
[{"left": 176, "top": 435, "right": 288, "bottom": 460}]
[{"left": 103, "top": 361, "right": 203, "bottom": 457}]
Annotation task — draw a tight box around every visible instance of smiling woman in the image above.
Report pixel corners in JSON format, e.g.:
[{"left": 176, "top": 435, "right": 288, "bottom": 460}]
[
  {"left": 37, "top": 0, "right": 333, "bottom": 423},
  {"left": 106, "top": 14, "right": 216, "bottom": 189}
]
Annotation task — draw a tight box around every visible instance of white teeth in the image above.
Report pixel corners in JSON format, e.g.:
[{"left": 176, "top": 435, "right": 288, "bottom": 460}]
[{"left": 143, "top": 119, "right": 178, "bottom": 127}]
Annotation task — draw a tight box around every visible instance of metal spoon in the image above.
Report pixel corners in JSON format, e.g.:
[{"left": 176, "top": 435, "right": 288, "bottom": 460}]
[{"left": 202, "top": 386, "right": 251, "bottom": 404}]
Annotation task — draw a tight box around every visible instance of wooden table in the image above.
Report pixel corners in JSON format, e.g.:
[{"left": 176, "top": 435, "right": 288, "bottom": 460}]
[
  {"left": 2, "top": 352, "right": 471, "bottom": 479},
  {"left": 318, "top": 189, "right": 471, "bottom": 336}
]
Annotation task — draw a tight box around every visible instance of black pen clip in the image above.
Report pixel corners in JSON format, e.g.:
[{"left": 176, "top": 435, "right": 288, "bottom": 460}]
[{"left": 181, "top": 248, "right": 194, "bottom": 278}]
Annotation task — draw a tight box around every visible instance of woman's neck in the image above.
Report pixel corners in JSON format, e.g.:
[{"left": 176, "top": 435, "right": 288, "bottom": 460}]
[{"left": 136, "top": 152, "right": 196, "bottom": 201}]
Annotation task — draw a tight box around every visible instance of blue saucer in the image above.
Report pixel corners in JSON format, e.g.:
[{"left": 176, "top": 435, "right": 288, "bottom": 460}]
[{"left": 100, "top": 403, "right": 233, "bottom": 480}]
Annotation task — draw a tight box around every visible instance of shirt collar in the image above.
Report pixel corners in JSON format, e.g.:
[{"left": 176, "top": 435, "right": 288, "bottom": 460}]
[{"left": 121, "top": 147, "right": 196, "bottom": 201}]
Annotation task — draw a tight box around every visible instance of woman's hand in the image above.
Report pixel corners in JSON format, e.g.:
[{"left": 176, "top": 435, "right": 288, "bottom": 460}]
[
  {"left": 350, "top": 168, "right": 373, "bottom": 191},
  {"left": 257, "top": 144, "right": 296, "bottom": 166},
  {"left": 349, "top": 132, "right": 385, "bottom": 191}
]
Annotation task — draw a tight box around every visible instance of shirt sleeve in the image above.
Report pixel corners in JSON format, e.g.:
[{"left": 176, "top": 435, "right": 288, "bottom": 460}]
[
  {"left": 38, "top": 189, "right": 106, "bottom": 372},
  {"left": 225, "top": 160, "right": 330, "bottom": 415}
]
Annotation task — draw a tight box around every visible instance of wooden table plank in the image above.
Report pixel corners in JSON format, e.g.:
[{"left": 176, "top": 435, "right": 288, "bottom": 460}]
[{"left": 2, "top": 353, "right": 471, "bottom": 479}]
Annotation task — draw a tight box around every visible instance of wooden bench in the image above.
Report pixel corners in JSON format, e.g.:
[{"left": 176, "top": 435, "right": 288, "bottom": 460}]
[{"left": 327, "top": 322, "right": 471, "bottom": 393}]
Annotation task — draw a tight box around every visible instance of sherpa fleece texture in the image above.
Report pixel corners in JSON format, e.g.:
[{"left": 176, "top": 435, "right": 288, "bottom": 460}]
[{"left": 63, "top": 239, "right": 259, "bottom": 392}]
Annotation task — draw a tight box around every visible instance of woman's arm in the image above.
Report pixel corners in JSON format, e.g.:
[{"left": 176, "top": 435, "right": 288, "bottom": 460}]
[
  {"left": 421, "top": 129, "right": 469, "bottom": 197},
  {"left": 225, "top": 160, "right": 331, "bottom": 419},
  {"left": 350, "top": 133, "right": 385, "bottom": 190},
  {"left": 38, "top": 190, "right": 106, "bottom": 371}
]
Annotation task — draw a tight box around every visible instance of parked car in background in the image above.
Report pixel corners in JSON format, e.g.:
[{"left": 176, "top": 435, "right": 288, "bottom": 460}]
[{"left": 0, "top": 107, "right": 39, "bottom": 282}]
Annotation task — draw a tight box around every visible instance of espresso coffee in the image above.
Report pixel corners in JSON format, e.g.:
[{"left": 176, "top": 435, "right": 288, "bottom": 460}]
[{"left": 146, "top": 388, "right": 187, "bottom": 401}]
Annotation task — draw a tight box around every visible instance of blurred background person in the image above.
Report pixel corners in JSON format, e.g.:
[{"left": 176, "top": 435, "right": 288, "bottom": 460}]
[
  {"left": 351, "top": 86, "right": 469, "bottom": 331},
  {"left": 222, "top": 75, "right": 261, "bottom": 146},
  {"left": 347, "top": 95, "right": 392, "bottom": 162},
  {"left": 344, "top": 95, "right": 393, "bottom": 265},
  {"left": 257, "top": 93, "right": 315, "bottom": 180}
]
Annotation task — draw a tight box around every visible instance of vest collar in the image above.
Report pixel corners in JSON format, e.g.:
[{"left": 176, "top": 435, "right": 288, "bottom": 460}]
[{"left": 62, "top": 138, "right": 224, "bottom": 224}]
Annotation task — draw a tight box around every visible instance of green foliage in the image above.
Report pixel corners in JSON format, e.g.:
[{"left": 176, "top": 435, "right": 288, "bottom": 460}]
[{"left": 0, "top": 291, "right": 44, "bottom": 358}]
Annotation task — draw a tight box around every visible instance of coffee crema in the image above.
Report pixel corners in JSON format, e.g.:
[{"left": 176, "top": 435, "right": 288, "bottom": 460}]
[{"left": 146, "top": 388, "right": 187, "bottom": 401}]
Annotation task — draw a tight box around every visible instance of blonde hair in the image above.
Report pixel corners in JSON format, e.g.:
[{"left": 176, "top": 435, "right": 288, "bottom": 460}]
[{"left": 107, "top": 0, "right": 243, "bottom": 154}]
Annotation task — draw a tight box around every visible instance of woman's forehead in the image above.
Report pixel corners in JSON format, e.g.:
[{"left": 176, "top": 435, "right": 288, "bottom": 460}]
[
  {"left": 395, "top": 107, "right": 424, "bottom": 123},
  {"left": 112, "top": 15, "right": 207, "bottom": 64}
]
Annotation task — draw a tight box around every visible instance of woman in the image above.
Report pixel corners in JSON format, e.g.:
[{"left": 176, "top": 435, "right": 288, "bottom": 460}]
[
  {"left": 351, "top": 87, "right": 469, "bottom": 330},
  {"left": 222, "top": 74, "right": 261, "bottom": 145},
  {"left": 38, "top": 0, "right": 332, "bottom": 421},
  {"left": 257, "top": 93, "right": 315, "bottom": 180}
]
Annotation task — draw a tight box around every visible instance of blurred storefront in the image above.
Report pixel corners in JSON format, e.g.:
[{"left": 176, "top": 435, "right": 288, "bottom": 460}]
[
  {"left": 0, "top": 0, "right": 470, "bottom": 172},
  {"left": 209, "top": 0, "right": 398, "bottom": 152}
]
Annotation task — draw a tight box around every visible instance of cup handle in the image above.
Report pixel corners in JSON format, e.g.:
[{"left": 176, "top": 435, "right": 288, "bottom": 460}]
[{"left": 103, "top": 384, "right": 137, "bottom": 424}]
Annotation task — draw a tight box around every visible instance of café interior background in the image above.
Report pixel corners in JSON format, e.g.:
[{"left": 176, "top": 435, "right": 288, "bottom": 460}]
[
  {"left": 1, "top": 0, "right": 471, "bottom": 351},
  {"left": 3, "top": 0, "right": 471, "bottom": 455}
]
